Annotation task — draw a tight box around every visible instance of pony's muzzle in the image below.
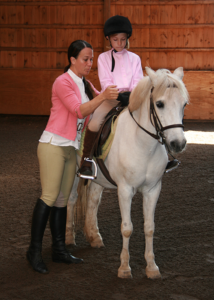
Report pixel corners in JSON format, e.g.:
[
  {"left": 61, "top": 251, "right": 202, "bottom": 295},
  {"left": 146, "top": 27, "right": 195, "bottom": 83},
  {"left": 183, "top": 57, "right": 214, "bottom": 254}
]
[{"left": 169, "top": 138, "right": 187, "bottom": 153}]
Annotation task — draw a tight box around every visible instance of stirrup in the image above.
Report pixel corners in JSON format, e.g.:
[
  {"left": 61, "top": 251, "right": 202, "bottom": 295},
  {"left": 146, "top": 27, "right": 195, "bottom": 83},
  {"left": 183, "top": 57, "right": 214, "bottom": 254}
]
[
  {"left": 165, "top": 159, "right": 180, "bottom": 173},
  {"left": 77, "top": 158, "right": 98, "bottom": 180}
]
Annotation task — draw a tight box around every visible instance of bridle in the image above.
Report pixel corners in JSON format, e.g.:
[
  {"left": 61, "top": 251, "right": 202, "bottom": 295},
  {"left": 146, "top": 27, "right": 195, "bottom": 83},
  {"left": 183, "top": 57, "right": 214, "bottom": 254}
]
[{"left": 128, "top": 87, "right": 184, "bottom": 146}]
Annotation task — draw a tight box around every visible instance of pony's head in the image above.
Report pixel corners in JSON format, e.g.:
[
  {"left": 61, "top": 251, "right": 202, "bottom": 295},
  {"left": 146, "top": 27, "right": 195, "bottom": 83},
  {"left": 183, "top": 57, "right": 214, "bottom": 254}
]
[{"left": 129, "top": 67, "right": 189, "bottom": 153}]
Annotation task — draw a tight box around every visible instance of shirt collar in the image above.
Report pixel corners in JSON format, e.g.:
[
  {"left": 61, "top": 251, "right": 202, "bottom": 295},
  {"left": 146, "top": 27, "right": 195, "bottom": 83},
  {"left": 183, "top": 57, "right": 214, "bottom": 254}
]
[
  {"left": 112, "top": 48, "right": 127, "bottom": 55},
  {"left": 67, "top": 69, "right": 83, "bottom": 85}
]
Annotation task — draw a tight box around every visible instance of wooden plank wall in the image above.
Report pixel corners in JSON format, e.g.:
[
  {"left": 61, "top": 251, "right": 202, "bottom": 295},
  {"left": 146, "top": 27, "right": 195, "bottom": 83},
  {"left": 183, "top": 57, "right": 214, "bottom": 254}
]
[
  {"left": 0, "top": 0, "right": 214, "bottom": 119},
  {"left": 0, "top": 0, "right": 104, "bottom": 115},
  {"left": 111, "top": 0, "right": 214, "bottom": 120}
]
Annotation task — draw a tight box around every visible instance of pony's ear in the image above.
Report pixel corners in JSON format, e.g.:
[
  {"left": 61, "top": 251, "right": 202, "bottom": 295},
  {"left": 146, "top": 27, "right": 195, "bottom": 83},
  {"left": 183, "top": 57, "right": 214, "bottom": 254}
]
[
  {"left": 173, "top": 67, "right": 184, "bottom": 79},
  {"left": 145, "top": 67, "right": 157, "bottom": 86}
]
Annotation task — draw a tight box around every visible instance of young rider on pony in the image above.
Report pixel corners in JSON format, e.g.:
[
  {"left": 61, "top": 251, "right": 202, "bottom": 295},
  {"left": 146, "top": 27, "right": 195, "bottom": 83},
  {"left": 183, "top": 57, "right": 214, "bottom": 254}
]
[
  {"left": 77, "top": 15, "right": 178, "bottom": 177},
  {"left": 78, "top": 15, "right": 144, "bottom": 177}
]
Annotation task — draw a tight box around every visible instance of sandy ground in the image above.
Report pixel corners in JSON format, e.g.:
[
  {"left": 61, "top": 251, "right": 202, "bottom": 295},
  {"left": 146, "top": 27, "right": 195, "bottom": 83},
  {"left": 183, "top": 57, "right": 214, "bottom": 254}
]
[{"left": 0, "top": 115, "right": 214, "bottom": 300}]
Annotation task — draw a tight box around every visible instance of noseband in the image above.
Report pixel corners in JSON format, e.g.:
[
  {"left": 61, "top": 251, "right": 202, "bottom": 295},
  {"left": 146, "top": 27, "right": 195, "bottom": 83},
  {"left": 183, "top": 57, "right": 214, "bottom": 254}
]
[{"left": 129, "top": 88, "right": 184, "bottom": 146}]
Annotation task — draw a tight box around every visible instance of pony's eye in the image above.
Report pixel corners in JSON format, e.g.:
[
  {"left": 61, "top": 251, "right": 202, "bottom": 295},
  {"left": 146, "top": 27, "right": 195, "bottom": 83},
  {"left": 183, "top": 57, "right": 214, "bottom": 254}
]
[{"left": 156, "top": 101, "right": 164, "bottom": 109}]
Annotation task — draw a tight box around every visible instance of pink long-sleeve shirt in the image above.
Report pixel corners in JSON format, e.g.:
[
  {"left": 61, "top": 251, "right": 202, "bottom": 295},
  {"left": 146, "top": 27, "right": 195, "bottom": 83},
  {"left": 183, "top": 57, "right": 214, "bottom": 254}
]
[
  {"left": 45, "top": 72, "right": 97, "bottom": 141},
  {"left": 98, "top": 48, "right": 144, "bottom": 93}
]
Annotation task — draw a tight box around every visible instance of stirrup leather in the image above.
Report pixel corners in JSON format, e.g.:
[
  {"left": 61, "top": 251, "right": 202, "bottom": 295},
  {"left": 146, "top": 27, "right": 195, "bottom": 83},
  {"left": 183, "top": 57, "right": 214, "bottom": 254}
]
[{"left": 77, "top": 158, "right": 98, "bottom": 180}]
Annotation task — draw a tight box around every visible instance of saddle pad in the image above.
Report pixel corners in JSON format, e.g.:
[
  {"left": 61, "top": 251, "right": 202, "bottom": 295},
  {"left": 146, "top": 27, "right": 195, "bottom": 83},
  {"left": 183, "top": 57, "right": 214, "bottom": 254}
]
[{"left": 77, "top": 113, "right": 121, "bottom": 161}]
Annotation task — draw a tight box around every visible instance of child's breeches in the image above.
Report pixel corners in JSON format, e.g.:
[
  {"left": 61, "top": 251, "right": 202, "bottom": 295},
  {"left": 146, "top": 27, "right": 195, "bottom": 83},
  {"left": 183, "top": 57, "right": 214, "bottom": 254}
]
[{"left": 88, "top": 99, "right": 119, "bottom": 132}]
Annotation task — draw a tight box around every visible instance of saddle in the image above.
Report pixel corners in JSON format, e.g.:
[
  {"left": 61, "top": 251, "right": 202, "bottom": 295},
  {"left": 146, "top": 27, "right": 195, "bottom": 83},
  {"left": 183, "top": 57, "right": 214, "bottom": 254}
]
[
  {"left": 89, "top": 102, "right": 125, "bottom": 186},
  {"left": 94, "top": 103, "right": 124, "bottom": 157}
]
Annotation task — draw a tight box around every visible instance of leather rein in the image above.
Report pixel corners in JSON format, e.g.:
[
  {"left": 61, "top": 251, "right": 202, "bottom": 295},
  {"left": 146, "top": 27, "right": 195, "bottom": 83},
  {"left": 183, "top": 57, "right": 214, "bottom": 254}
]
[{"left": 129, "top": 89, "right": 184, "bottom": 146}]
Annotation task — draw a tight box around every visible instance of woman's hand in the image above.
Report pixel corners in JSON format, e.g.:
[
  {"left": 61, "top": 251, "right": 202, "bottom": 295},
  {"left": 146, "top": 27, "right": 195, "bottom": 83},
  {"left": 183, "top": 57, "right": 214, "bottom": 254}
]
[
  {"left": 102, "top": 85, "right": 119, "bottom": 100},
  {"left": 80, "top": 85, "right": 119, "bottom": 118}
]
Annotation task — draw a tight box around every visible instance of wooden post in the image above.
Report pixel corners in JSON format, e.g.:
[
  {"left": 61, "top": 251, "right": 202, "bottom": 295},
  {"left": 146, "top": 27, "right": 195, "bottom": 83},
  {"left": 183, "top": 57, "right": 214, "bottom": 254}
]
[{"left": 103, "top": 0, "right": 111, "bottom": 51}]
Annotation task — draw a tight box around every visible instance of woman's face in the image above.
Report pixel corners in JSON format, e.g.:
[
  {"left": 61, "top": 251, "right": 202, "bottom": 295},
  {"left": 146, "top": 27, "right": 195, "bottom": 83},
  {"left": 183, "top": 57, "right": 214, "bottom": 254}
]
[
  {"left": 109, "top": 33, "right": 127, "bottom": 52},
  {"left": 70, "top": 47, "right": 93, "bottom": 78}
]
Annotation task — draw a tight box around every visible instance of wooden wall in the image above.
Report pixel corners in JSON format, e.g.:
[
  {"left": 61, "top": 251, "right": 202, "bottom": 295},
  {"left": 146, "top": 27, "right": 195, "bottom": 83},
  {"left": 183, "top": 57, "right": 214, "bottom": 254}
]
[
  {"left": 0, "top": 0, "right": 104, "bottom": 115},
  {"left": 112, "top": 1, "right": 214, "bottom": 71},
  {"left": 0, "top": 0, "right": 214, "bottom": 119}
]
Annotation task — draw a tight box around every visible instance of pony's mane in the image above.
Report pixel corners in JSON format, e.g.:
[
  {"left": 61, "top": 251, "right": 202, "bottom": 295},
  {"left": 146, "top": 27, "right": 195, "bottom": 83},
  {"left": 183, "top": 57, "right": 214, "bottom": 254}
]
[{"left": 129, "top": 68, "right": 189, "bottom": 112}]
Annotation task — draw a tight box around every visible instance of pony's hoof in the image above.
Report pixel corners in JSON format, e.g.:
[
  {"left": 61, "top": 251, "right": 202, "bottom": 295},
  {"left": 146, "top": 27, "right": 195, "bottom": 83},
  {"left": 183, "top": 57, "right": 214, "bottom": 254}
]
[
  {"left": 90, "top": 238, "right": 105, "bottom": 248},
  {"left": 118, "top": 267, "right": 133, "bottom": 279},
  {"left": 146, "top": 266, "right": 161, "bottom": 279}
]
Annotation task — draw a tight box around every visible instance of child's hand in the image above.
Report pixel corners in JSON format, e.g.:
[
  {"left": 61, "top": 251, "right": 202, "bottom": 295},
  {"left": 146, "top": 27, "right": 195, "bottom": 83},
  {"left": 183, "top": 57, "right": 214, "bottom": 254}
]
[{"left": 103, "top": 85, "right": 119, "bottom": 100}]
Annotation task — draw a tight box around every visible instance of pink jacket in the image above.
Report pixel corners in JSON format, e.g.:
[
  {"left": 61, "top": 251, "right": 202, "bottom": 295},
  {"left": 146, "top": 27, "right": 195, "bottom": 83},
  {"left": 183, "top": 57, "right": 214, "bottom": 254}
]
[
  {"left": 98, "top": 49, "right": 144, "bottom": 93},
  {"left": 45, "top": 72, "right": 97, "bottom": 141}
]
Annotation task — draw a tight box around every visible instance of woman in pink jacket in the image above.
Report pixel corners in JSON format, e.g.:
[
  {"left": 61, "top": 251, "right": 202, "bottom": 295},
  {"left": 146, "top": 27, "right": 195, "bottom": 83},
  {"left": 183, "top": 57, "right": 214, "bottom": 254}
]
[{"left": 27, "top": 40, "right": 118, "bottom": 274}]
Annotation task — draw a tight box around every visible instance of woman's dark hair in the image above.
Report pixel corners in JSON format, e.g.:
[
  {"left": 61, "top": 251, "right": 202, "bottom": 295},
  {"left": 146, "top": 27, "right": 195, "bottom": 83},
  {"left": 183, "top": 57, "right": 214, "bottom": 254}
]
[{"left": 64, "top": 40, "right": 94, "bottom": 100}]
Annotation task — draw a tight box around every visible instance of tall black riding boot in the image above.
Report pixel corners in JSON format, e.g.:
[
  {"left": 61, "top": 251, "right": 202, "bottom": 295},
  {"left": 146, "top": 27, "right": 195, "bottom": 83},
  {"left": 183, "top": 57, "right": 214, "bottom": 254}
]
[
  {"left": 27, "top": 198, "right": 51, "bottom": 274},
  {"left": 50, "top": 206, "right": 83, "bottom": 264}
]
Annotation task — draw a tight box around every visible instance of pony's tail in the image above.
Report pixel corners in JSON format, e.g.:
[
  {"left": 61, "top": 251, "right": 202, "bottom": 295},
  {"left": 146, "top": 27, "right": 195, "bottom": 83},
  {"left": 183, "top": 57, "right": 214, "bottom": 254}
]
[{"left": 74, "top": 178, "right": 90, "bottom": 231}]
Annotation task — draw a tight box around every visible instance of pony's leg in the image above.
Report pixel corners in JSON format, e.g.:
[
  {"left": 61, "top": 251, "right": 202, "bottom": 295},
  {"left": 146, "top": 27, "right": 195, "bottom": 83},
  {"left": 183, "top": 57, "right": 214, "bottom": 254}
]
[
  {"left": 142, "top": 182, "right": 162, "bottom": 279},
  {"left": 118, "top": 185, "right": 134, "bottom": 279},
  {"left": 84, "top": 181, "right": 104, "bottom": 248},
  {"left": 65, "top": 177, "right": 79, "bottom": 245}
]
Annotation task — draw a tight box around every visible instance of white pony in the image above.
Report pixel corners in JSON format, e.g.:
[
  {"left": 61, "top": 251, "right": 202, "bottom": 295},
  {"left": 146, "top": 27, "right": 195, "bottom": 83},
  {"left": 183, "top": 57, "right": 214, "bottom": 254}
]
[{"left": 66, "top": 67, "right": 189, "bottom": 279}]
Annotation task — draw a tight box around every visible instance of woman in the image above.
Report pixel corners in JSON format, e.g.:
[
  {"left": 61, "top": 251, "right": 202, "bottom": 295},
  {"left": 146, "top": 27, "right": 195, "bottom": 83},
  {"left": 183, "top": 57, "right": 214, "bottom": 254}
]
[
  {"left": 78, "top": 15, "right": 143, "bottom": 177},
  {"left": 27, "top": 40, "right": 119, "bottom": 274}
]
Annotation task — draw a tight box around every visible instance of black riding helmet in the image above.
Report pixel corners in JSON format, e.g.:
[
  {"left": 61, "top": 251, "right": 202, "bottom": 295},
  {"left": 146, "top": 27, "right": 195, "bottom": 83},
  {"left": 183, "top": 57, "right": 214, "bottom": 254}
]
[
  {"left": 104, "top": 15, "right": 132, "bottom": 72},
  {"left": 104, "top": 15, "right": 132, "bottom": 38}
]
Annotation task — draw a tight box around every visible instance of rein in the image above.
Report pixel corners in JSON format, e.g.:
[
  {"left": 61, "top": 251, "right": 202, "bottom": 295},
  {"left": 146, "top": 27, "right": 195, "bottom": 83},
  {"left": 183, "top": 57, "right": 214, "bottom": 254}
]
[
  {"left": 129, "top": 89, "right": 184, "bottom": 146},
  {"left": 129, "top": 110, "right": 160, "bottom": 141}
]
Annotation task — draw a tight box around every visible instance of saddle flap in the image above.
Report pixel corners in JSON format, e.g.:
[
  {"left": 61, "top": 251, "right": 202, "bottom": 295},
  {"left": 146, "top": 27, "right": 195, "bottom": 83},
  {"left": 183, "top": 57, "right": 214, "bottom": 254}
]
[{"left": 94, "top": 104, "right": 125, "bottom": 157}]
